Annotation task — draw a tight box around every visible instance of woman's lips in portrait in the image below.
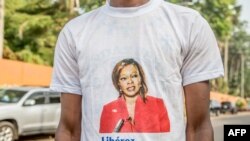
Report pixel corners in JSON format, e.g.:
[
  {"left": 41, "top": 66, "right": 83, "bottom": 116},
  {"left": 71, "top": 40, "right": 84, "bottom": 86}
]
[{"left": 127, "top": 86, "right": 135, "bottom": 91}]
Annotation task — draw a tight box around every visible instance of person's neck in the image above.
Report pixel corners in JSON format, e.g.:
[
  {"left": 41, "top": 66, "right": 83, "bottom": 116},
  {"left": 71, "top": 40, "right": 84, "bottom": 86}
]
[
  {"left": 109, "top": 0, "right": 149, "bottom": 7},
  {"left": 124, "top": 95, "right": 138, "bottom": 105}
]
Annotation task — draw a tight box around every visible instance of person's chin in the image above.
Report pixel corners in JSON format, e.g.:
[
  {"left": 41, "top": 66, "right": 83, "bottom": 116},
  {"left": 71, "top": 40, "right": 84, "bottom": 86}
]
[{"left": 124, "top": 92, "right": 139, "bottom": 98}]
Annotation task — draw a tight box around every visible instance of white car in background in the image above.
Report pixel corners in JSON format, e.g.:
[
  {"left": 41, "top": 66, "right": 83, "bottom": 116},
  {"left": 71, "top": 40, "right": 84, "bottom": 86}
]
[{"left": 0, "top": 87, "right": 60, "bottom": 141}]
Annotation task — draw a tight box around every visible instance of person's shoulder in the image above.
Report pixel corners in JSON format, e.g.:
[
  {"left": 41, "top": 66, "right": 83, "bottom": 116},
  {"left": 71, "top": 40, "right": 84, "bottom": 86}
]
[
  {"left": 161, "top": 1, "right": 201, "bottom": 21},
  {"left": 159, "top": 1, "right": 208, "bottom": 50},
  {"left": 162, "top": 1, "right": 200, "bottom": 16},
  {"left": 63, "top": 7, "right": 103, "bottom": 33}
]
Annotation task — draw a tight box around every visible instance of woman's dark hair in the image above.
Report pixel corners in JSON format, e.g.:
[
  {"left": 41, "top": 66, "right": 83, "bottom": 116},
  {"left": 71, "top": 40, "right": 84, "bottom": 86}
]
[{"left": 112, "top": 58, "right": 148, "bottom": 102}]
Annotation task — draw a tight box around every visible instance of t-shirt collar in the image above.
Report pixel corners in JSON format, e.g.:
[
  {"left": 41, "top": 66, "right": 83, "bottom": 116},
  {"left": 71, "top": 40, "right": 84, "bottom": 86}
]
[{"left": 101, "top": 0, "right": 162, "bottom": 18}]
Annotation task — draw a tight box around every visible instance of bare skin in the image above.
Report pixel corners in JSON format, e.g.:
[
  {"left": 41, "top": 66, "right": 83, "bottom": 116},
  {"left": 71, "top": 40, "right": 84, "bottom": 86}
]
[
  {"left": 56, "top": 0, "right": 214, "bottom": 141},
  {"left": 55, "top": 94, "right": 82, "bottom": 141},
  {"left": 184, "top": 81, "right": 214, "bottom": 141},
  {"left": 110, "top": 0, "right": 149, "bottom": 7},
  {"left": 126, "top": 99, "right": 136, "bottom": 123}
]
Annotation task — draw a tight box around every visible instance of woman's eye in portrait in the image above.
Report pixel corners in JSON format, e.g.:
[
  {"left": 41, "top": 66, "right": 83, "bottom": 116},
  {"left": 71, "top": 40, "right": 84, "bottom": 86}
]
[
  {"left": 131, "top": 74, "right": 138, "bottom": 78},
  {"left": 120, "top": 77, "right": 127, "bottom": 81}
]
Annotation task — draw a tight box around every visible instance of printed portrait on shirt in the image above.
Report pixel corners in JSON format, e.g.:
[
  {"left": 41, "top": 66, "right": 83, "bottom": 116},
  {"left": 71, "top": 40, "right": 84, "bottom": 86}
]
[{"left": 99, "top": 58, "right": 170, "bottom": 133}]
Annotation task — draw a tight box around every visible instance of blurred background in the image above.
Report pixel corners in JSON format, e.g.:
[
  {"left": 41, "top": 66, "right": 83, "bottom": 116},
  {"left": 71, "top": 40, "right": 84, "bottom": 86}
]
[{"left": 0, "top": 0, "right": 250, "bottom": 141}]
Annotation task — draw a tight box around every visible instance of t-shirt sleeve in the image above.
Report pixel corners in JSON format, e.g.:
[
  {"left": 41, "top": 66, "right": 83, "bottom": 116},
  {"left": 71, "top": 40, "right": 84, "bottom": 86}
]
[
  {"left": 181, "top": 14, "right": 224, "bottom": 86},
  {"left": 50, "top": 25, "right": 81, "bottom": 95}
]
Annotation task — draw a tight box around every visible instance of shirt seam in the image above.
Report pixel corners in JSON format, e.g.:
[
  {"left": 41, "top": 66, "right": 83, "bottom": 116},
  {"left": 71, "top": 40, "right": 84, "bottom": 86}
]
[
  {"left": 50, "top": 84, "right": 81, "bottom": 94},
  {"left": 182, "top": 69, "right": 224, "bottom": 80},
  {"left": 100, "top": 0, "right": 163, "bottom": 18}
]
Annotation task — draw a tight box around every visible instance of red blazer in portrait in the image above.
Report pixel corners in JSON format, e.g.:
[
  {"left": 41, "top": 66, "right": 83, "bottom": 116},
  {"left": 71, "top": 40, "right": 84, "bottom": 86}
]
[{"left": 99, "top": 95, "right": 170, "bottom": 133}]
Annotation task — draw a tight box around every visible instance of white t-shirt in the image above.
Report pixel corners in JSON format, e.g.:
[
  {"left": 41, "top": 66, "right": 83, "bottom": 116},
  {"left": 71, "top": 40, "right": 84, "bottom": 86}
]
[{"left": 50, "top": 0, "right": 224, "bottom": 140}]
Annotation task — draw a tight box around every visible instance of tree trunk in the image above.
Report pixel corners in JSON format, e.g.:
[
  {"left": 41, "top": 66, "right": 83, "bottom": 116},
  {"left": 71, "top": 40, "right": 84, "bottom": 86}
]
[
  {"left": 224, "top": 37, "right": 229, "bottom": 90},
  {"left": 69, "top": 0, "right": 80, "bottom": 14},
  {"left": 241, "top": 54, "right": 245, "bottom": 98},
  {"left": 0, "top": 0, "right": 4, "bottom": 59},
  {"left": 228, "top": 56, "right": 233, "bottom": 83}
]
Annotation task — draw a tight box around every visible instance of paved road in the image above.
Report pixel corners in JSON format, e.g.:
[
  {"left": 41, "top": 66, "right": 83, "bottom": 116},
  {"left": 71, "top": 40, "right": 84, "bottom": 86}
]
[
  {"left": 211, "top": 112, "right": 250, "bottom": 141},
  {"left": 17, "top": 112, "right": 250, "bottom": 141},
  {"left": 18, "top": 135, "right": 54, "bottom": 141}
]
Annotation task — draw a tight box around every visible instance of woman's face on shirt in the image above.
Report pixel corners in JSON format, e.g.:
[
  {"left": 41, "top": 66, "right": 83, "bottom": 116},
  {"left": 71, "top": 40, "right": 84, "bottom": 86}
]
[{"left": 118, "top": 64, "right": 141, "bottom": 97}]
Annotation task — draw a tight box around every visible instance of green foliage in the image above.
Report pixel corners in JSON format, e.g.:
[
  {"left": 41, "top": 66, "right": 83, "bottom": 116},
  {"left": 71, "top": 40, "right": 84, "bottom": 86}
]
[
  {"left": 228, "top": 22, "right": 250, "bottom": 97},
  {"left": 3, "top": 46, "right": 17, "bottom": 60},
  {"left": 236, "top": 99, "right": 244, "bottom": 109},
  {"left": 199, "top": 0, "right": 239, "bottom": 40},
  {"left": 80, "top": 0, "right": 105, "bottom": 12},
  {"left": 168, "top": 0, "right": 183, "bottom": 3},
  {"left": 211, "top": 78, "right": 228, "bottom": 93},
  {"left": 4, "top": 0, "right": 71, "bottom": 66},
  {"left": 16, "top": 49, "right": 44, "bottom": 65},
  {"left": 175, "top": 0, "right": 240, "bottom": 41},
  {"left": 4, "top": 0, "right": 107, "bottom": 65}
]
